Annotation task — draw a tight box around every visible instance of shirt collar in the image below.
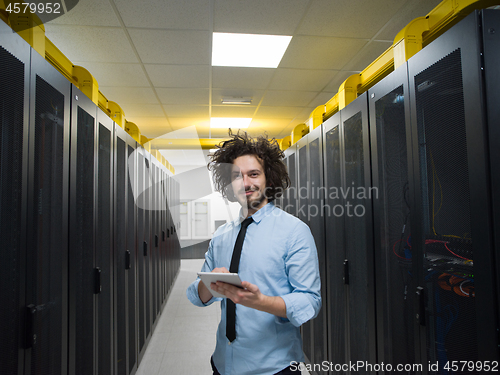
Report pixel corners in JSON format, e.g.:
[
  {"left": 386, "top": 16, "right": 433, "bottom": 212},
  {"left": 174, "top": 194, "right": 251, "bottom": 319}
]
[{"left": 237, "top": 201, "right": 276, "bottom": 225}]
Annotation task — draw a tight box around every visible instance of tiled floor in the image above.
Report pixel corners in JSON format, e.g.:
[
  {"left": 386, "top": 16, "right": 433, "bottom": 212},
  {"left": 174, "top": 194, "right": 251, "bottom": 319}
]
[{"left": 136, "top": 259, "right": 310, "bottom": 375}]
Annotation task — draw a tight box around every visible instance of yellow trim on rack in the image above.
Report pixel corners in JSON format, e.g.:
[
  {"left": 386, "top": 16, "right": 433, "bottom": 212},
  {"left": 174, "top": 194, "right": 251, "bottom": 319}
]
[
  {"left": 279, "top": 136, "right": 292, "bottom": 151},
  {"left": 125, "top": 121, "right": 141, "bottom": 144},
  {"left": 338, "top": 74, "right": 361, "bottom": 110},
  {"left": 291, "top": 123, "right": 309, "bottom": 145},
  {"left": 108, "top": 101, "right": 125, "bottom": 128},
  {"left": 307, "top": 105, "right": 325, "bottom": 131},
  {"left": 7, "top": 9, "right": 45, "bottom": 56},
  {"left": 72, "top": 66, "right": 99, "bottom": 105}
]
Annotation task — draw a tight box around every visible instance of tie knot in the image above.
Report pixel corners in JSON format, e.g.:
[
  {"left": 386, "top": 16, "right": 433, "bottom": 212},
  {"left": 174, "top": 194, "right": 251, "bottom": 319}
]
[{"left": 241, "top": 217, "right": 253, "bottom": 228}]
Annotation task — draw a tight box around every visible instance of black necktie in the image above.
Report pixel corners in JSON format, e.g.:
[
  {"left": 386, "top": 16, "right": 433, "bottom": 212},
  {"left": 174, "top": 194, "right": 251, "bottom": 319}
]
[{"left": 226, "top": 216, "right": 253, "bottom": 342}]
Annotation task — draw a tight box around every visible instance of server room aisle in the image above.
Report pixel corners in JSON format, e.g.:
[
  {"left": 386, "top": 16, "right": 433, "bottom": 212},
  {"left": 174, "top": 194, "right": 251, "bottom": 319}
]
[
  {"left": 137, "top": 259, "right": 310, "bottom": 375},
  {"left": 136, "top": 259, "right": 217, "bottom": 375}
]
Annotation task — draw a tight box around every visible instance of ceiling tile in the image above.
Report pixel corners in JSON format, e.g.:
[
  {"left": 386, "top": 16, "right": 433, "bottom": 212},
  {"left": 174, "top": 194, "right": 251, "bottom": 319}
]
[
  {"left": 168, "top": 118, "right": 210, "bottom": 130},
  {"left": 48, "top": 0, "right": 121, "bottom": 26},
  {"left": 115, "top": 0, "right": 210, "bottom": 30},
  {"left": 211, "top": 88, "right": 265, "bottom": 106},
  {"left": 210, "top": 106, "right": 257, "bottom": 118},
  {"left": 122, "top": 104, "right": 165, "bottom": 117},
  {"left": 44, "top": 24, "right": 138, "bottom": 63},
  {"left": 72, "top": 62, "right": 150, "bottom": 87},
  {"left": 279, "top": 36, "right": 368, "bottom": 70},
  {"left": 298, "top": 0, "right": 404, "bottom": 39},
  {"left": 146, "top": 65, "right": 210, "bottom": 88},
  {"left": 212, "top": 67, "right": 275, "bottom": 89},
  {"left": 376, "top": 0, "right": 443, "bottom": 41},
  {"left": 99, "top": 87, "right": 158, "bottom": 105},
  {"left": 261, "top": 90, "right": 317, "bottom": 107},
  {"left": 269, "top": 69, "right": 338, "bottom": 91},
  {"left": 129, "top": 29, "right": 210, "bottom": 64},
  {"left": 214, "top": 0, "right": 308, "bottom": 35},
  {"left": 254, "top": 106, "right": 302, "bottom": 119},
  {"left": 131, "top": 118, "right": 173, "bottom": 139},
  {"left": 156, "top": 88, "right": 209, "bottom": 105},
  {"left": 249, "top": 118, "right": 293, "bottom": 133},
  {"left": 163, "top": 105, "right": 209, "bottom": 118},
  {"left": 342, "top": 41, "right": 394, "bottom": 72}
]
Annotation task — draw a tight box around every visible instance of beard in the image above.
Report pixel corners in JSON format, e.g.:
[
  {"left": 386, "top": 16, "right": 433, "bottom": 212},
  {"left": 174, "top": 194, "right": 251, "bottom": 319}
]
[{"left": 245, "top": 189, "right": 266, "bottom": 210}]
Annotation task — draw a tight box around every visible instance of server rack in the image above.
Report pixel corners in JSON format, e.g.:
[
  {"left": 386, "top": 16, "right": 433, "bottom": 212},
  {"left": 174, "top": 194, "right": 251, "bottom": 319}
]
[
  {"left": 306, "top": 125, "right": 328, "bottom": 373},
  {"left": 0, "top": 21, "right": 30, "bottom": 375},
  {"left": 322, "top": 112, "right": 347, "bottom": 372},
  {"left": 96, "top": 109, "right": 115, "bottom": 375},
  {"left": 114, "top": 123, "right": 138, "bottom": 375},
  {"left": 296, "top": 125, "right": 328, "bottom": 374},
  {"left": 69, "top": 85, "right": 98, "bottom": 375},
  {"left": 284, "top": 145, "right": 297, "bottom": 216},
  {"left": 368, "top": 63, "right": 418, "bottom": 371},
  {"left": 136, "top": 147, "right": 147, "bottom": 360},
  {"left": 407, "top": 9, "right": 499, "bottom": 369},
  {"left": 27, "top": 37, "right": 71, "bottom": 375},
  {"left": 296, "top": 136, "right": 312, "bottom": 364}
]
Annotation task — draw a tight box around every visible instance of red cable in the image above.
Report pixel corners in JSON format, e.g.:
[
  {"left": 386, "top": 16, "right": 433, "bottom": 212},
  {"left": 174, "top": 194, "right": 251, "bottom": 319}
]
[{"left": 393, "top": 239, "right": 407, "bottom": 259}]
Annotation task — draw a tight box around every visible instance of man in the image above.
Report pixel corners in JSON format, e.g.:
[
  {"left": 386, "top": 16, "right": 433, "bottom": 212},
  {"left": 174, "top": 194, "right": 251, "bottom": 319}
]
[{"left": 186, "top": 131, "right": 321, "bottom": 375}]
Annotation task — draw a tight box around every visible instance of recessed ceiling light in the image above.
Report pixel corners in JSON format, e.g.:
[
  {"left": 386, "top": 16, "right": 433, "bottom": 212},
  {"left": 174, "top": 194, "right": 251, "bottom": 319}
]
[
  {"left": 221, "top": 97, "right": 252, "bottom": 105},
  {"left": 212, "top": 32, "right": 292, "bottom": 68},
  {"left": 210, "top": 118, "right": 252, "bottom": 129}
]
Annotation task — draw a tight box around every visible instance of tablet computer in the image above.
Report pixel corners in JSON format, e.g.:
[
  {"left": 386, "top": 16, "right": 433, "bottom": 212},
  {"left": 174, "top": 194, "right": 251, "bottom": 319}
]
[{"left": 197, "top": 272, "right": 243, "bottom": 299}]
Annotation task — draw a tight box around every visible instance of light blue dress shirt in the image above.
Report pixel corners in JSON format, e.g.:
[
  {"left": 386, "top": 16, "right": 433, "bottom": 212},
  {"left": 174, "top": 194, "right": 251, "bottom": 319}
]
[{"left": 186, "top": 202, "right": 322, "bottom": 375}]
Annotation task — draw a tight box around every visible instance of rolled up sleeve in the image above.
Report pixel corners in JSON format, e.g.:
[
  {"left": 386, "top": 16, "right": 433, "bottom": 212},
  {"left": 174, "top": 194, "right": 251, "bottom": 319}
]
[
  {"left": 186, "top": 240, "right": 222, "bottom": 307},
  {"left": 280, "top": 222, "right": 322, "bottom": 327}
]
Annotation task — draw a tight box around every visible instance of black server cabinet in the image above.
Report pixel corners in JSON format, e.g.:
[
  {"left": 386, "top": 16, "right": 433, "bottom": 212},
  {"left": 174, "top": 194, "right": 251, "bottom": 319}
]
[
  {"left": 340, "top": 93, "right": 377, "bottom": 369},
  {"left": 296, "top": 137, "right": 312, "bottom": 364},
  {"left": 297, "top": 126, "right": 328, "bottom": 373},
  {"left": 0, "top": 22, "right": 30, "bottom": 375},
  {"left": 284, "top": 145, "right": 297, "bottom": 216},
  {"left": 136, "top": 147, "right": 148, "bottom": 360},
  {"left": 68, "top": 86, "right": 97, "bottom": 375},
  {"left": 407, "top": 9, "right": 499, "bottom": 369},
  {"left": 323, "top": 112, "right": 347, "bottom": 372},
  {"left": 27, "top": 37, "right": 71, "bottom": 375},
  {"left": 150, "top": 162, "right": 158, "bottom": 328},
  {"left": 96, "top": 109, "right": 115, "bottom": 375},
  {"left": 307, "top": 125, "right": 328, "bottom": 373},
  {"left": 69, "top": 87, "right": 115, "bottom": 375},
  {"left": 368, "top": 64, "right": 418, "bottom": 371},
  {"left": 114, "top": 123, "right": 138, "bottom": 375}
]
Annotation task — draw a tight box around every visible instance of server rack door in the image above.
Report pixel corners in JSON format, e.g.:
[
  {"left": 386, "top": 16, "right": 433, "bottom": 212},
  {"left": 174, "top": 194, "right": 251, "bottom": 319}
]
[
  {"left": 126, "top": 142, "right": 138, "bottom": 374},
  {"left": 407, "top": 10, "right": 499, "bottom": 368},
  {"left": 307, "top": 125, "right": 328, "bottom": 373},
  {"left": 150, "top": 163, "right": 158, "bottom": 325},
  {"left": 69, "top": 86, "right": 97, "bottom": 375},
  {"left": 368, "top": 65, "right": 419, "bottom": 371},
  {"left": 482, "top": 10, "right": 500, "bottom": 335},
  {"left": 281, "top": 156, "right": 288, "bottom": 211},
  {"left": 114, "top": 123, "right": 136, "bottom": 375},
  {"left": 322, "top": 113, "right": 347, "bottom": 371},
  {"left": 340, "top": 92, "right": 377, "bottom": 369},
  {"left": 25, "top": 42, "right": 71, "bottom": 375},
  {"left": 136, "top": 147, "right": 147, "bottom": 358},
  {"left": 284, "top": 146, "right": 297, "bottom": 216},
  {"left": 96, "top": 110, "right": 114, "bottom": 375},
  {"left": 0, "top": 23, "right": 30, "bottom": 375},
  {"left": 143, "top": 152, "right": 152, "bottom": 341},
  {"left": 296, "top": 136, "right": 313, "bottom": 364}
]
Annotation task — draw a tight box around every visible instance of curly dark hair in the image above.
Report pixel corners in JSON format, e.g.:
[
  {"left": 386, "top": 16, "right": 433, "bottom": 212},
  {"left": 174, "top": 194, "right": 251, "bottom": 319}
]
[{"left": 208, "top": 130, "right": 290, "bottom": 202}]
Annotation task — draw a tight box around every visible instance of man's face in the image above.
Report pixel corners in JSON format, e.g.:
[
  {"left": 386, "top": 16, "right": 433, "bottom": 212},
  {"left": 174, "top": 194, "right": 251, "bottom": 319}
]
[{"left": 231, "top": 154, "right": 268, "bottom": 214}]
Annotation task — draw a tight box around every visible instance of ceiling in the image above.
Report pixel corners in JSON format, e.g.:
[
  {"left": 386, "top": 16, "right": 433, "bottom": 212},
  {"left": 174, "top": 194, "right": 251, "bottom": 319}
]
[{"left": 43, "top": 0, "right": 443, "bottom": 145}]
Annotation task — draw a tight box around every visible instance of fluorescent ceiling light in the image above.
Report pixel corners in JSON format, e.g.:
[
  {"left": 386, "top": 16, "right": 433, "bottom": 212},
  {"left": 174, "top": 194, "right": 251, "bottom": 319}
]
[
  {"left": 212, "top": 32, "right": 292, "bottom": 68},
  {"left": 221, "top": 97, "right": 252, "bottom": 105},
  {"left": 210, "top": 118, "right": 252, "bottom": 129}
]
